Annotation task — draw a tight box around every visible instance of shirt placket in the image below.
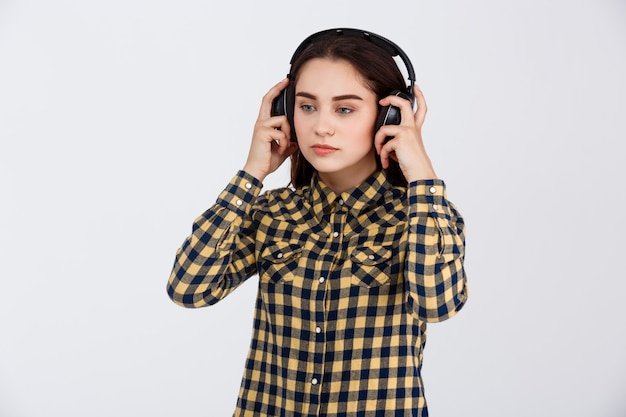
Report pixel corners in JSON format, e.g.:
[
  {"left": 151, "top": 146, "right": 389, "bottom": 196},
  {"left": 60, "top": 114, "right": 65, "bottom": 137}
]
[{"left": 311, "top": 197, "right": 347, "bottom": 416}]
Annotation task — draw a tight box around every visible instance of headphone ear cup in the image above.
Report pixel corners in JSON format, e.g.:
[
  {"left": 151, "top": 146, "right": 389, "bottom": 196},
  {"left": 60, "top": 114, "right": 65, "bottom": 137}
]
[
  {"left": 375, "top": 90, "right": 414, "bottom": 131},
  {"left": 284, "top": 82, "right": 297, "bottom": 142},
  {"left": 270, "top": 84, "right": 298, "bottom": 142},
  {"left": 375, "top": 104, "right": 400, "bottom": 131},
  {"left": 271, "top": 88, "right": 287, "bottom": 117}
]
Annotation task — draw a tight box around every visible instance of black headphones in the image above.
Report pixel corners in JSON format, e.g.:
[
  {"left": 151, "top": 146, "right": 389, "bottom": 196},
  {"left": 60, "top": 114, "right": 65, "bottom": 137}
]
[{"left": 271, "top": 28, "right": 417, "bottom": 142}]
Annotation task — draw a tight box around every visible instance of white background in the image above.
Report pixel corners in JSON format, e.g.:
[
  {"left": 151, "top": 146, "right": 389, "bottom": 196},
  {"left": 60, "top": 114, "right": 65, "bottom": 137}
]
[{"left": 1, "top": 1, "right": 625, "bottom": 416}]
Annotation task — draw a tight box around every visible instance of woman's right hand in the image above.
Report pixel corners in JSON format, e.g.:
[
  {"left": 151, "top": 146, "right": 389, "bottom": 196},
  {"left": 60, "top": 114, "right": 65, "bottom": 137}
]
[{"left": 243, "top": 78, "right": 298, "bottom": 182}]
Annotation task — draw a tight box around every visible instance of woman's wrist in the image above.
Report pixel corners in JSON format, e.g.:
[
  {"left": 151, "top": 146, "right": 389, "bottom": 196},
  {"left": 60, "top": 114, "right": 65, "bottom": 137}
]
[
  {"left": 242, "top": 163, "right": 267, "bottom": 183},
  {"left": 403, "top": 155, "right": 437, "bottom": 182}
]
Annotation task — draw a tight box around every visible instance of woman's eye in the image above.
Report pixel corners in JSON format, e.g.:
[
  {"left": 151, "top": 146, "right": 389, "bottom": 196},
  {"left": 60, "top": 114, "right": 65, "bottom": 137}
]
[
  {"left": 337, "top": 107, "right": 352, "bottom": 114},
  {"left": 300, "top": 104, "right": 315, "bottom": 112}
]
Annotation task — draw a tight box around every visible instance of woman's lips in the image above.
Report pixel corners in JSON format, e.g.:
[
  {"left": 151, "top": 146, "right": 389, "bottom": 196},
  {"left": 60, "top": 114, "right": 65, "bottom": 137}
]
[{"left": 312, "top": 144, "right": 338, "bottom": 156}]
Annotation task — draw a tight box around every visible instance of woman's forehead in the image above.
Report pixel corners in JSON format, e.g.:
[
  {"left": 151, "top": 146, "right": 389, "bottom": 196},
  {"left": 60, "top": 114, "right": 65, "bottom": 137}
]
[{"left": 295, "top": 58, "right": 373, "bottom": 96}]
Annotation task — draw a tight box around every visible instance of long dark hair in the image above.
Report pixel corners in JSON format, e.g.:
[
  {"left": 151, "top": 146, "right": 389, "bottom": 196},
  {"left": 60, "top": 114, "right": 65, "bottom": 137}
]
[{"left": 288, "top": 32, "right": 409, "bottom": 188}]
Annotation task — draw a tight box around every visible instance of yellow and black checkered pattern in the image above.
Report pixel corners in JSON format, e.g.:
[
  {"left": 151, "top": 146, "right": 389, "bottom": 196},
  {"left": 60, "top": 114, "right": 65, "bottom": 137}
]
[{"left": 168, "top": 170, "right": 468, "bottom": 416}]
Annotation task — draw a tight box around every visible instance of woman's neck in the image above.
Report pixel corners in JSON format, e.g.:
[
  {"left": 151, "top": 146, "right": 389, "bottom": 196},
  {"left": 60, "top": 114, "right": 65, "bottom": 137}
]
[{"left": 318, "top": 163, "right": 378, "bottom": 193}]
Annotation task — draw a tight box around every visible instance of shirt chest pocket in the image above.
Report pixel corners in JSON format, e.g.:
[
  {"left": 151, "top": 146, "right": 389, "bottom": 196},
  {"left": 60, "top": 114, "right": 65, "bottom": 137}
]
[
  {"left": 259, "top": 241, "right": 302, "bottom": 284},
  {"left": 350, "top": 244, "right": 393, "bottom": 288}
]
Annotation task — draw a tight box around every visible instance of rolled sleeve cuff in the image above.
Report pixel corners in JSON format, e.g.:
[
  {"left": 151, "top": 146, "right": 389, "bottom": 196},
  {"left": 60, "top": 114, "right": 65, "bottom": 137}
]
[
  {"left": 216, "top": 170, "right": 263, "bottom": 213},
  {"left": 407, "top": 179, "right": 449, "bottom": 219}
]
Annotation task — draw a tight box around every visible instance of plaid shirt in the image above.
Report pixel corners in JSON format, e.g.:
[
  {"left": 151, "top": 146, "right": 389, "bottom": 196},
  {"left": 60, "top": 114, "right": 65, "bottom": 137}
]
[{"left": 168, "top": 170, "right": 468, "bottom": 416}]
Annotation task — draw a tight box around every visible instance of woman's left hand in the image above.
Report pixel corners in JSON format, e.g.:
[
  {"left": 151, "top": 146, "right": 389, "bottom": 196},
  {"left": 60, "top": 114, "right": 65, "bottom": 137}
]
[{"left": 374, "top": 86, "right": 437, "bottom": 182}]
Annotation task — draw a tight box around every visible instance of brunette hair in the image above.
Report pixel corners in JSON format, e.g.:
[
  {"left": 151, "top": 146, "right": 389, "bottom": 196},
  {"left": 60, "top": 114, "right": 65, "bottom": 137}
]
[{"left": 288, "top": 32, "right": 409, "bottom": 188}]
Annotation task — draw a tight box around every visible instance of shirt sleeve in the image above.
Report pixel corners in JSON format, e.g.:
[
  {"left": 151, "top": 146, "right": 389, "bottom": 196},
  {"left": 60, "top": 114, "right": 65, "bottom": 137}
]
[
  {"left": 166, "top": 170, "right": 263, "bottom": 308},
  {"left": 404, "top": 179, "right": 468, "bottom": 322}
]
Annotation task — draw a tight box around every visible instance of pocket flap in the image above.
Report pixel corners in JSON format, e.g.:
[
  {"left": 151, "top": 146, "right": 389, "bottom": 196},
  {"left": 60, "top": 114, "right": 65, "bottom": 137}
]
[
  {"left": 261, "top": 242, "right": 303, "bottom": 263},
  {"left": 350, "top": 245, "right": 392, "bottom": 265}
]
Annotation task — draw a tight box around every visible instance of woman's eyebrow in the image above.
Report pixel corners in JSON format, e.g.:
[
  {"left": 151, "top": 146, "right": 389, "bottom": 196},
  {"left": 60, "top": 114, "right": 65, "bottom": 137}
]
[
  {"left": 333, "top": 94, "right": 363, "bottom": 101},
  {"left": 295, "top": 92, "right": 363, "bottom": 101}
]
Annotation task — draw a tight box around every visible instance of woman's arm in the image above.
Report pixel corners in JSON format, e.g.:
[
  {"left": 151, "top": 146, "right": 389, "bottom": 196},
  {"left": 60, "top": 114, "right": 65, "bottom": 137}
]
[
  {"left": 167, "top": 171, "right": 263, "bottom": 308},
  {"left": 168, "top": 80, "right": 298, "bottom": 308},
  {"left": 404, "top": 179, "right": 468, "bottom": 322},
  {"left": 374, "top": 86, "right": 468, "bottom": 321}
]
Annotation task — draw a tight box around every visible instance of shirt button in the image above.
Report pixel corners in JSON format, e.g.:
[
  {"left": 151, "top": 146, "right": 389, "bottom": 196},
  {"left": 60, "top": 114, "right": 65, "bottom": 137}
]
[
  {"left": 245, "top": 182, "right": 252, "bottom": 189},
  {"left": 368, "top": 254, "right": 375, "bottom": 260},
  {"left": 315, "top": 326, "right": 322, "bottom": 333},
  {"left": 338, "top": 199, "right": 344, "bottom": 205},
  {"left": 236, "top": 199, "right": 243, "bottom": 206},
  {"left": 311, "top": 378, "right": 319, "bottom": 385},
  {"left": 319, "top": 277, "right": 325, "bottom": 284},
  {"left": 432, "top": 204, "right": 438, "bottom": 210},
  {"left": 276, "top": 253, "right": 283, "bottom": 259},
  {"left": 333, "top": 231, "right": 339, "bottom": 238},
  {"left": 429, "top": 186, "right": 437, "bottom": 194}
]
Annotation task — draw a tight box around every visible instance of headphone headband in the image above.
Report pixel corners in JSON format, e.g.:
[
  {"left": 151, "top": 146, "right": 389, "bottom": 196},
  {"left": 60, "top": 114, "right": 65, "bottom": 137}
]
[{"left": 288, "top": 28, "right": 416, "bottom": 92}]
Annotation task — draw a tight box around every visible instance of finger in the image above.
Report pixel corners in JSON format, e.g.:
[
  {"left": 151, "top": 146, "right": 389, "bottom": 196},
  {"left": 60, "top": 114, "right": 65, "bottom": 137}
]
[
  {"left": 374, "top": 129, "right": 396, "bottom": 169},
  {"left": 258, "top": 78, "right": 289, "bottom": 119},
  {"left": 266, "top": 115, "right": 291, "bottom": 150},
  {"left": 378, "top": 141, "right": 395, "bottom": 169},
  {"left": 413, "top": 85, "right": 427, "bottom": 127},
  {"left": 278, "top": 113, "right": 291, "bottom": 140},
  {"left": 273, "top": 138, "right": 298, "bottom": 159},
  {"left": 374, "top": 124, "right": 402, "bottom": 151},
  {"left": 373, "top": 127, "right": 391, "bottom": 156},
  {"left": 257, "top": 112, "right": 289, "bottom": 131},
  {"left": 268, "top": 128, "right": 288, "bottom": 146},
  {"left": 378, "top": 93, "right": 415, "bottom": 127}
]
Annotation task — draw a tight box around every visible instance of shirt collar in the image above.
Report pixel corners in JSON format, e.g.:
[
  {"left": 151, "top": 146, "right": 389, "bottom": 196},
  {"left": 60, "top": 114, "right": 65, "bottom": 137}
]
[{"left": 308, "top": 170, "right": 393, "bottom": 219}]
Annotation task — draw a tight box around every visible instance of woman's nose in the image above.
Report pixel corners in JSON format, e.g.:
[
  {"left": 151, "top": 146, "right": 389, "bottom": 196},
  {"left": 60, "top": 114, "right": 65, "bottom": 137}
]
[{"left": 314, "top": 111, "right": 335, "bottom": 137}]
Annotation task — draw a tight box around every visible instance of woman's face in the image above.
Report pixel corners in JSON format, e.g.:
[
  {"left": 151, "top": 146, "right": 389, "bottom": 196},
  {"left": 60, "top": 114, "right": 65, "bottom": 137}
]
[{"left": 293, "top": 58, "right": 379, "bottom": 192}]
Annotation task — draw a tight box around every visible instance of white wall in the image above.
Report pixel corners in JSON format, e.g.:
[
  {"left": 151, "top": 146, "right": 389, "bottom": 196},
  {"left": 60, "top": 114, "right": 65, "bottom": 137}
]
[{"left": 1, "top": 1, "right": 625, "bottom": 416}]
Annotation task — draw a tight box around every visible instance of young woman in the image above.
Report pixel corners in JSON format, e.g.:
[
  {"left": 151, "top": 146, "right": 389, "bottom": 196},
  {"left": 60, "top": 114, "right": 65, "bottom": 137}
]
[{"left": 167, "top": 28, "right": 468, "bottom": 417}]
